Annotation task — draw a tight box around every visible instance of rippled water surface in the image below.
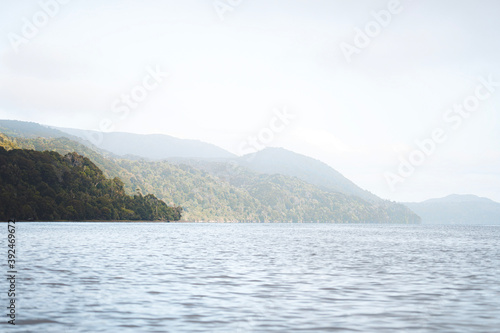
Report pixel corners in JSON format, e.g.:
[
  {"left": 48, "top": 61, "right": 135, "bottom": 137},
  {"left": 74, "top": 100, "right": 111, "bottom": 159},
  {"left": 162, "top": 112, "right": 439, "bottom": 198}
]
[{"left": 4, "top": 223, "right": 500, "bottom": 332}]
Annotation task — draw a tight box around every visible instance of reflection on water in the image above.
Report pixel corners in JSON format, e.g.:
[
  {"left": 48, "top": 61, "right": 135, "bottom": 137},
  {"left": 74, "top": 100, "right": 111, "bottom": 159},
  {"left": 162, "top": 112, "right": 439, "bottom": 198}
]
[{"left": 5, "top": 223, "right": 500, "bottom": 332}]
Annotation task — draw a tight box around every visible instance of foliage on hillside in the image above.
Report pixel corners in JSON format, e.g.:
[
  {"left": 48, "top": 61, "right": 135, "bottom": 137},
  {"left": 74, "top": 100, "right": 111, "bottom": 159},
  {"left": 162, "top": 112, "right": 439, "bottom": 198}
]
[
  {"left": 0, "top": 147, "right": 181, "bottom": 221},
  {"left": 0, "top": 133, "right": 18, "bottom": 150},
  {"left": 9, "top": 134, "right": 420, "bottom": 223},
  {"left": 172, "top": 159, "right": 420, "bottom": 223}
]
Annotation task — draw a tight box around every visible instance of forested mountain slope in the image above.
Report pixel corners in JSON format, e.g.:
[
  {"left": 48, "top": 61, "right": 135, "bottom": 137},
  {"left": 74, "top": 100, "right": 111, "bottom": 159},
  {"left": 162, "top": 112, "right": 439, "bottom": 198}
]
[
  {"left": 0, "top": 146, "right": 181, "bottom": 221},
  {"left": 6, "top": 133, "right": 420, "bottom": 223}
]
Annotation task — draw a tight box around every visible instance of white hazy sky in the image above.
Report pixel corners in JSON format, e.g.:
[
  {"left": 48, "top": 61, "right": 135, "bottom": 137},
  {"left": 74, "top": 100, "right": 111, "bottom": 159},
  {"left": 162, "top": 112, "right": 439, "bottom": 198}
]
[{"left": 1, "top": 0, "right": 499, "bottom": 202}]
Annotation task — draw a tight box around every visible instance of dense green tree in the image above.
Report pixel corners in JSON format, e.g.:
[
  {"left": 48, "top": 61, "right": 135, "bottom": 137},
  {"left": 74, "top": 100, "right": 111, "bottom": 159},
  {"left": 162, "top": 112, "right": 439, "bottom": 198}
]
[{"left": 0, "top": 147, "right": 181, "bottom": 221}]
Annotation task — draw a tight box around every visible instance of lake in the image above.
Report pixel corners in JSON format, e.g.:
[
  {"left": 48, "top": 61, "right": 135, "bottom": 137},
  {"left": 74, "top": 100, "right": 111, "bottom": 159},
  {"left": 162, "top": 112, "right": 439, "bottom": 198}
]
[{"left": 4, "top": 223, "right": 500, "bottom": 332}]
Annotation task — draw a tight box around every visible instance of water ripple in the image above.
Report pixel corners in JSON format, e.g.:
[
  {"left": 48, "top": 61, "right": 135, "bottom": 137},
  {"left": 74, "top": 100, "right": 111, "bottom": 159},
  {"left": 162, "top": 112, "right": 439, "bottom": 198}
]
[{"left": 4, "top": 223, "right": 500, "bottom": 332}]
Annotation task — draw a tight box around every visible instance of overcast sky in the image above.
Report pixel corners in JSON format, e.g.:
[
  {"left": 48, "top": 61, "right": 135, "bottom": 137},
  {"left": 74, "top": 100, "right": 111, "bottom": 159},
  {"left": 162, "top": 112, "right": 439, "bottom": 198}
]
[{"left": 1, "top": 0, "right": 499, "bottom": 202}]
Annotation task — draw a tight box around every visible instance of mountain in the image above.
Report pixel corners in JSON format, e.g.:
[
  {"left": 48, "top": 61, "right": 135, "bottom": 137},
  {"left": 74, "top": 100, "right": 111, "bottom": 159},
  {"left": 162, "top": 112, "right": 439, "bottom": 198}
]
[
  {"left": 422, "top": 194, "right": 493, "bottom": 204},
  {"left": 163, "top": 156, "right": 418, "bottom": 223},
  {"left": 404, "top": 195, "right": 500, "bottom": 225},
  {"left": 0, "top": 145, "right": 181, "bottom": 221},
  {"left": 0, "top": 120, "right": 235, "bottom": 160},
  {"left": 237, "top": 147, "right": 380, "bottom": 202},
  {"left": 1, "top": 129, "right": 420, "bottom": 223},
  {"left": 55, "top": 127, "right": 235, "bottom": 160},
  {"left": 0, "top": 120, "right": 108, "bottom": 155},
  {"left": 0, "top": 121, "right": 385, "bottom": 204},
  {"left": 0, "top": 119, "right": 75, "bottom": 139}
]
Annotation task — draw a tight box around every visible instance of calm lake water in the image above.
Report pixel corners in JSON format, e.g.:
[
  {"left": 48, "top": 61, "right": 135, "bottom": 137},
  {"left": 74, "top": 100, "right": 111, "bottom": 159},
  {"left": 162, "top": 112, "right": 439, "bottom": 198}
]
[{"left": 3, "top": 223, "right": 500, "bottom": 332}]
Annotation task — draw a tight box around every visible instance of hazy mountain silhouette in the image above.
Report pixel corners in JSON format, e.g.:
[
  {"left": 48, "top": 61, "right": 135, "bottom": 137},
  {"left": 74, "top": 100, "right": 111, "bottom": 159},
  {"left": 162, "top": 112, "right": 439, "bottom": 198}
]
[
  {"left": 0, "top": 119, "right": 75, "bottom": 139},
  {"left": 1, "top": 119, "right": 236, "bottom": 160},
  {"left": 404, "top": 195, "right": 500, "bottom": 225},
  {"left": 238, "top": 147, "right": 380, "bottom": 202},
  {"left": 55, "top": 127, "right": 236, "bottom": 160}
]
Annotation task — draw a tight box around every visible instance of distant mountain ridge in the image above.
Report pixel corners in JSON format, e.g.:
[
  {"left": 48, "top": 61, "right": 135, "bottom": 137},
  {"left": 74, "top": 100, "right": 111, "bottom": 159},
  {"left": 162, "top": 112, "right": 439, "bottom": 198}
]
[
  {"left": 423, "top": 194, "right": 495, "bottom": 204},
  {"left": 0, "top": 119, "right": 76, "bottom": 139},
  {"left": 238, "top": 148, "right": 380, "bottom": 202},
  {"left": 55, "top": 127, "right": 235, "bottom": 160},
  {"left": 0, "top": 120, "right": 235, "bottom": 160},
  {"left": 404, "top": 195, "right": 500, "bottom": 225}
]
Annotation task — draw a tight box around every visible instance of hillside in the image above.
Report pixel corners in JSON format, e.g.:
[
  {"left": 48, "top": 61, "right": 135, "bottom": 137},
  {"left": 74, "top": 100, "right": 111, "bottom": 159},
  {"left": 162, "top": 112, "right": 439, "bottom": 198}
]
[
  {"left": 0, "top": 146, "right": 182, "bottom": 221},
  {"left": 120, "top": 158, "right": 417, "bottom": 223},
  {"left": 165, "top": 157, "right": 416, "bottom": 222},
  {"left": 0, "top": 120, "right": 421, "bottom": 223},
  {"left": 0, "top": 133, "right": 19, "bottom": 150},
  {"left": 6, "top": 133, "right": 420, "bottom": 223},
  {"left": 404, "top": 195, "right": 500, "bottom": 225}
]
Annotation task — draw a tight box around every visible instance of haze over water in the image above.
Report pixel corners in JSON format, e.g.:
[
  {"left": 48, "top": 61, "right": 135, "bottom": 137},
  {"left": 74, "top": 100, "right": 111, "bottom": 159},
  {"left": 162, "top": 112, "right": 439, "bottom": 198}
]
[{"left": 7, "top": 222, "right": 500, "bottom": 332}]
